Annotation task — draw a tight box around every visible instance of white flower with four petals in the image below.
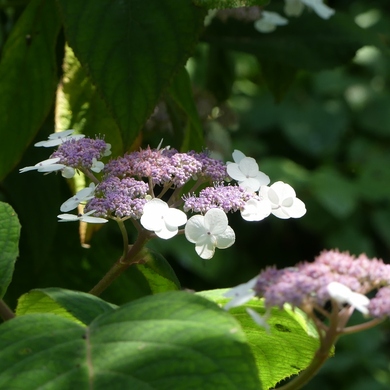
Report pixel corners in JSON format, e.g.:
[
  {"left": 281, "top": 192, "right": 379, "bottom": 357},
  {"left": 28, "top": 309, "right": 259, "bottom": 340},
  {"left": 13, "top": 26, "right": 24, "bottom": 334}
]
[
  {"left": 185, "top": 208, "right": 235, "bottom": 260},
  {"left": 140, "top": 198, "right": 187, "bottom": 239},
  {"left": 227, "top": 150, "right": 270, "bottom": 192}
]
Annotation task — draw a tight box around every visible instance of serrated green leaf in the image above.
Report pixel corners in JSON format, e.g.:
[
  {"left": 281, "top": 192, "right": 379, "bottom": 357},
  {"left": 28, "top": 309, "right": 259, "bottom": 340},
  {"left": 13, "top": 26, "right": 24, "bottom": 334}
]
[
  {"left": 0, "top": 0, "right": 61, "bottom": 180},
  {"left": 193, "top": 0, "right": 269, "bottom": 9},
  {"left": 0, "top": 202, "right": 21, "bottom": 299},
  {"left": 0, "top": 292, "right": 261, "bottom": 389},
  {"left": 168, "top": 67, "right": 204, "bottom": 151},
  {"left": 56, "top": 44, "right": 124, "bottom": 157},
  {"left": 16, "top": 288, "right": 117, "bottom": 325},
  {"left": 198, "top": 289, "right": 320, "bottom": 390},
  {"left": 57, "top": 0, "right": 206, "bottom": 150}
]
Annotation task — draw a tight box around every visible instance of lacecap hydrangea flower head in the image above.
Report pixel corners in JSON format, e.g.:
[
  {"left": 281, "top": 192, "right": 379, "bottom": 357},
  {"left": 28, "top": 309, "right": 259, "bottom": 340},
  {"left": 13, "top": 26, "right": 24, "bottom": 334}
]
[
  {"left": 21, "top": 131, "right": 306, "bottom": 259},
  {"left": 225, "top": 250, "right": 390, "bottom": 333}
]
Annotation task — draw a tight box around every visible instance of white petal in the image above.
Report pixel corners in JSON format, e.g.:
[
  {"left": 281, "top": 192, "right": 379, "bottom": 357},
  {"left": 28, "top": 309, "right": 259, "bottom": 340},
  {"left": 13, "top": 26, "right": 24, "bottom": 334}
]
[
  {"left": 91, "top": 158, "right": 104, "bottom": 173},
  {"left": 287, "top": 198, "right": 306, "bottom": 218},
  {"left": 34, "top": 133, "right": 84, "bottom": 147},
  {"left": 327, "top": 282, "right": 353, "bottom": 304},
  {"left": 301, "top": 0, "right": 335, "bottom": 19},
  {"left": 143, "top": 198, "right": 168, "bottom": 214},
  {"left": 271, "top": 206, "right": 291, "bottom": 219},
  {"left": 60, "top": 184, "right": 95, "bottom": 212},
  {"left": 226, "top": 163, "right": 247, "bottom": 182},
  {"left": 246, "top": 308, "right": 270, "bottom": 332},
  {"left": 37, "top": 164, "right": 66, "bottom": 173},
  {"left": 238, "top": 157, "right": 259, "bottom": 177},
  {"left": 270, "top": 181, "right": 296, "bottom": 201},
  {"left": 140, "top": 212, "right": 164, "bottom": 231},
  {"left": 348, "top": 292, "right": 370, "bottom": 315},
  {"left": 204, "top": 208, "right": 228, "bottom": 235},
  {"left": 195, "top": 235, "right": 216, "bottom": 259},
  {"left": 215, "top": 225, "right": 235, "bottom": 249},
  {"left": 80, "top": 215, "right": 108, "bottom": 224},
  {"left": 255, "top": 171, "right": 271, "bottom": 186},
  {"left": 232, "top": 150, "right": 246, "bottom": 164},
  {"left": 238, "top": 178, "right": 261, "bottom": 192},
  {"left": 48, "top": 130, "right": 75, "bottom": 139},
  {"left": 103, "top": 144, "right": 112, "bottom": 157},
  {"left": 224, "top": 291, "right": 256, "bottom": 310},
  {"left": 284, "top": 0, "right": 305, "bottom": 16},
  {"left": 61, "top": 167, "right": 75, "bottom": 178},
  {"left": 57, "top": 213, "right": 79, "bottom": 222},
  {"left": 164, "top": 208, "right": 187, "bottom": 228},
  {"left": 224, "top": 277, "right": 258, "bottom": 309},
  {"left": 254, "top": 11, "right": 288, "bottom": 33},
  {"left": 154, "top": 224, "right": 178, "bottom": 240},
  {"left": 185, "top": 215, "right": 207, "bottom": 243},
  {"left": 241, "top": 199, "right": 272, "bottom": 221}
]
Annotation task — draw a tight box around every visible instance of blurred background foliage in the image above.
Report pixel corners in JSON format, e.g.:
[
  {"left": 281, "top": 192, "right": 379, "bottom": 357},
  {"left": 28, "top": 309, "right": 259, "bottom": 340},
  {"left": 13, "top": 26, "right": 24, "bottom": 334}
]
[{"left": 1, "top": 0, "right": 390, "bottom": 388}]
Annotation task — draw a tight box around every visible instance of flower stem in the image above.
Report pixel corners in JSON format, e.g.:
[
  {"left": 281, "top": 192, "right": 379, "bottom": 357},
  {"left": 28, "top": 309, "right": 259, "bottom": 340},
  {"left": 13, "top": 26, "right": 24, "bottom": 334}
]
[
  {"left": 88, "top": 231, "right": 150, "bottom": 296},
  {"left": 0, "top": 299, "right": 15, "bottom": 321},
  {"left": 276, "top": 302, "right": 341, "bottom": 390}
]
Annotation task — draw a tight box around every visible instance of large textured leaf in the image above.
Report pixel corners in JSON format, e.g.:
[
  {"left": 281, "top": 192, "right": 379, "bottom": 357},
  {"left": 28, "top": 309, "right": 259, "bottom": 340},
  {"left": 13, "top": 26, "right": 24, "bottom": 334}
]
[
  {"left": 204, "top": 13, "right": 376, "bottom": 71},
  {"left": 55, "top": 45, "right": 124, "bottom": 157},
  {"left": 0, "top": 0, "right": 61, "bottom": 180},
  {"left": 16, "top": 288, "right": 117, "bottom": 325},
  {"left": 0, "top": 292, "right": 261, "bottom": 389},
  {"left": 198, "top": 289, "right": 320, "bottom": 390},
  {"left": 57, "top": 0, "right": 206, "bottom": 150},
  {"left": 0, "top": 202, "right": 20, "bottom": 299}
]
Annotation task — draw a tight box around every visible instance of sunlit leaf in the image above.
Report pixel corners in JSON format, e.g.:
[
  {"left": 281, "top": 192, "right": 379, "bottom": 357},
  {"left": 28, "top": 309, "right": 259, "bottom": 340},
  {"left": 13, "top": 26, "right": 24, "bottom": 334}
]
[
  {"left": 0, "top": 292, "right": 261, "bottom": 389},
  {"left": 57, "top": 0, "right": 206, "bottom": 150},
  {"left": 0, "top": 202, "right": 20, "bottom": 299}
]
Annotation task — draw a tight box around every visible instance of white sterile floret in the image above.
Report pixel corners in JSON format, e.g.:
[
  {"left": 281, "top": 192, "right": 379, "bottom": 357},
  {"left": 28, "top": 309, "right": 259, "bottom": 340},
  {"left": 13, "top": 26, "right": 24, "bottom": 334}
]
[
  {"left": 254, "top": 11, "right": 289, "bottom": 33},
  {"left": 57, "top": 210, "right": 108, "bottom": 224},
  {"left": 34, "top": 130, "right": 85, "bottom": 147},
  {"left": 260, "top": 181, "right": 306, "bottom": 219},
  {"left": 140, "top": 198, "right": 187, "bottom": 239},
  {"left": 185, "top": 208, "right": 235, "bottom": 260},
  {"left": 226, "top": 150, "right": 270, "bottom": 192},
  {"left": 61, "top": 166, "right": 76, "bottom": 179},
  {"left": 60, "top": 183, "right": 96, "bottom": 212},
  {"left": 246, "top": 308, "right": 271, "bottom": 333},
  {"left": 327, "top": 282, "right": 370, "bottom": 315},
  {"left": 103, "top": 144, "right": 112, "bottom": 157},
  {"left": 284, "top": 0, "right": 335, "bottom": 19},
  {"left": 90, "top": 158, "right": 104, "bottom": 173},
  {"left": 19, "top": 158, "right": 65, "bottom": 174},
  {"left": 241, "top": 198, "right": 272, "bottom": 222},
  {"left": 224, "top": 276, "right": 258, "bottom": 310}
]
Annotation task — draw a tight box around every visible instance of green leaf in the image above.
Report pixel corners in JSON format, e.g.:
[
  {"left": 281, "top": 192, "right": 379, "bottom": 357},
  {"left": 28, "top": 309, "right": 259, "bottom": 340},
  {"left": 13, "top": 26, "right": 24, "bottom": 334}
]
[
  {"left": 0, "top": 202, "right": 21, "bottom": 299},
  {"left": 193, "top": 0, "right": 269, "bottom": 9},
  {"left": 136, "top": 248, "right": 181, "bottom": 294},
  {"left": 0, "top": 0, "right": 61, "bottom": 180},
  {"left": 198, "top": 289, "right": 320, "bottom": 390},
  {"left": 204, "top": 12, "right": 376, "bottom": 71},
  {"left": 0, "top": 292, "right": 261, "bottom": 389},
  {"left": 57, "top": 0, "right": 206, "bottom": 150},
  {"left": 56, "top": 44, "right": 124, "bottom": 157},
  {"left": 16, "top": 288, "right": 117, "bottom": 325},
  {"left": 168, "top": 67, "right": 204, "bottom": 151}
]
